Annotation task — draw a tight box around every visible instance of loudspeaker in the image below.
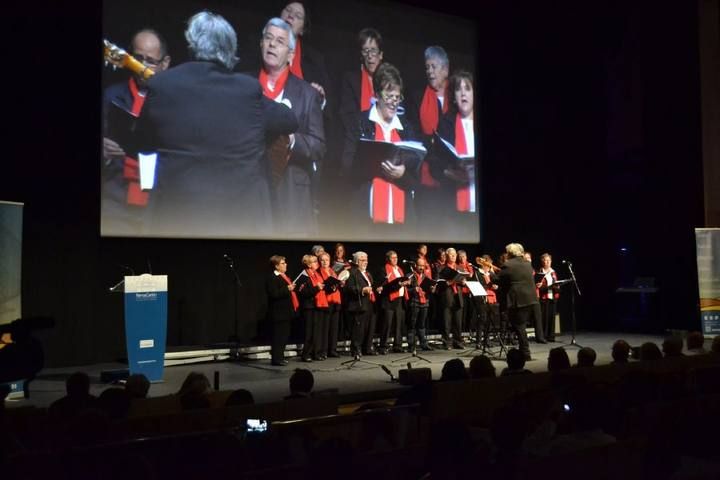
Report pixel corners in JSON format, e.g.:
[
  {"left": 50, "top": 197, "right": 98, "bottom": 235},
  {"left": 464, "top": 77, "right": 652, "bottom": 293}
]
[{"left": 398, "top": 367, "right": 432, "bottom": 385}]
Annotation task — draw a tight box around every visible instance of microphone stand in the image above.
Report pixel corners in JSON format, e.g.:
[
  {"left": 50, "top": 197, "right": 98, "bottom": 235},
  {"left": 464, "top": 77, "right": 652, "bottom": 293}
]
[
  {"left": 224, "top": 256, "right": 242, "bottom": 347},
  {"left": 565, "top": 261, "right": 582, "bottom": 348}
]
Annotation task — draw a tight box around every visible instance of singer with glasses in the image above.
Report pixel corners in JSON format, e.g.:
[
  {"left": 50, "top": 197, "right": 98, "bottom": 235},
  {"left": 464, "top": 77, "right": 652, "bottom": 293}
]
[
  {"left": 407, "top": 256, "right": 435, "bottom": 351},
  {"left": 343, "top": 251, "right": 378, "bottom": 357},
  {"left": 296, "top": 254, "right": 329, "bottom": 361},
  {"left": 342, "top": 62, "right": 421, "bottom": 233},
  {"left": 339, "top": 27, "right": 385, "bottom": 154}
]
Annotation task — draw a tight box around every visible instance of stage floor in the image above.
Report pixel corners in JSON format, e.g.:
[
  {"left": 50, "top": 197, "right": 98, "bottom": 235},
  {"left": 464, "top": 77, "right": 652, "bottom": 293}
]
[{"left": 7, "top": 332, "right": 665, "bottom": 409}]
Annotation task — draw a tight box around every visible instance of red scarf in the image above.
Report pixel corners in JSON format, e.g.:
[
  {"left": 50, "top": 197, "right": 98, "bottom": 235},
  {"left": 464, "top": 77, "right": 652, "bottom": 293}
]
[
  {"left": 385, "top": 263, "right": 408, "bottom": 301},
  {"left": 307, "top": 269, "right": 329, "bottom": 308},
  {"left": 371, "top": 124, "right": 405, "bottom": 223},
  {"left": 360, "top": 66, "right": 374, "bottom": 111},
  {"left": 414, "top": 272, "right": 428, "bottom": 304},
  {"left": 259, "top": 67, "right": 290, "bottom": 100},
  {"left": 483, "top": 272, "right": 497, "bottom": 304},
  {"left": 123, "top": 77, "right": 149, "bottom": 206},
  {"left": 360, "top": 269, "right": 376, "bottom": 303},
  {"left": 321, "top": 268, "right": 342, "bottom": 305},
  {"left": 419, "top": 84, "right": 448, "bottom": 135},
  {"left": 289, "top": 37, "right": 303, "bottom": 79},
  {"left": 458, "top": 262, "right": 473, "bottom": 294},
  {"left": 454, "top": 113, "right": 472, "bottom": 212},
  {"left": 280, "top": 273, "right": 300, "bottom": 311}
]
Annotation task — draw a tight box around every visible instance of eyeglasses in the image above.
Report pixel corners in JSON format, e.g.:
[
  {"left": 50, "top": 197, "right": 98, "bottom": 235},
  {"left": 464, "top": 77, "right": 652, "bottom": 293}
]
[
  {"left": 282, "top": 6, "right": 305, "bottom": 20},
  {"left": 134, "top": 53, "right": 164, "bottom": 67},
  {"left": 379, "top": 92, "right": 403, "bottom": 104},
  {"left": 262, "top": 33, "right": 289, "bottom": 48},
  {"left": 361, "top": 48, "right": 380, "bottom": 57}
]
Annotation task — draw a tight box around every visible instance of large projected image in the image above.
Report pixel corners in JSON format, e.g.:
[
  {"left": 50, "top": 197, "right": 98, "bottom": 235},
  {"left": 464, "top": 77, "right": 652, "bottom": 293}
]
[{"left": 101, "top": 0, "right": 479, "bottom": 242}]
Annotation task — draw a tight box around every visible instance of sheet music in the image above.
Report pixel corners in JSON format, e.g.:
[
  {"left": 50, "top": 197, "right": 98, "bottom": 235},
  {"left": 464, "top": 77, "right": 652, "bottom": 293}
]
[
  {"left": 465, "top": 280, "right": 487, "bottom": 297},
  {"left": 292, "top": 270, "right": 308, "bottom": 284}
]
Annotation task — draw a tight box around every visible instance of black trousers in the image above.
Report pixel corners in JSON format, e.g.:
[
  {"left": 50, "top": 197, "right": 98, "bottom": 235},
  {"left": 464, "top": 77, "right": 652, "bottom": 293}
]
[
  {"left": 380, "top": 298, "right": 405, "bottom": 349},
  {"left": 407, "top": 305, "right": 429, "bottom": 348},
  {"left": 301, "top": 308, "right": 326, "bottom": 359},
  {"left": 327, "top": 304, "right": 340, "bottom": 354},
  {"left": 532, "top": 302, "right": 545, "bottom": 342},
  {"left": 508, "top": 305, "right": 533, "bottom": 358},
  {"left": 348, "top": 309, "right": 375, "bottom": 355},
  {"left": 271, "top": 319, "right": 291, "bottom": 363},
  {"left": 442, "top": 294, "right": 464, "bottom": 345},
  {"left": 540, "top": 299, "right": 557, "bottom": 341}
]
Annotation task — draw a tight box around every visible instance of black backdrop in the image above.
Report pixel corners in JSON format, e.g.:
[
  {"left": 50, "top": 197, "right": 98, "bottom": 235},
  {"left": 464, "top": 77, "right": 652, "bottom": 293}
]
[{"left": 2, "top": 0, "right": 704, "bottom": 367}]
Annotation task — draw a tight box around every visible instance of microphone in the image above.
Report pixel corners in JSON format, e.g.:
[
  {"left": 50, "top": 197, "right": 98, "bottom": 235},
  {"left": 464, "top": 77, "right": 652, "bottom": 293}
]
[
  {"left": 402, "top": 259, "right": 416, "bottom": 265},
  {"left": 380, "top": 365, "right": 396, "bottom": 382},
  {"left": 562, "top": 260, "right": 572, "bottom": 266},
  {"left": 119, "top": 265, "right": 135, "bottom": 276}
]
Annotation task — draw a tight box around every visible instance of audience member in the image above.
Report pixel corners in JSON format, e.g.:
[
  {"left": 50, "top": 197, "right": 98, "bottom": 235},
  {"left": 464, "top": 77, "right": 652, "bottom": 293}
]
[
  {"left": 286, "top": 368, "right": 314, "bottom": 399},
  {"left": 501, "top": 348, "right": 532, "bottom": 376},
  {"left": 547, "top": 347, "right": 571, "bottom": 372},
  {"left": 685, "top": 331, "right": 706, "bottom": 355},
  {"left": 576, "top": 347, "right": 597, "bottom": 368},
  {"left": 439, "top": 358, "right": 469, "bottom": 382},
  {"left": 712, "top": 335, "right": 720, "bottom": 354},
  {"left": 125, "top": 373, "right": 150, "bottom": 399},
  {"left": 639, "top": 342, "right": 663, "bottom": 361},
  {"left": 662, "top": 336, "right": 685, "bottom": 358},
  {"left": 177, "top": 372, "right": 212, "bottom": 397},
  {"left": 469, "top": 354, "right": 496, "bottom": 379},
  {"left": 48, "top": 371, "right": 97, "bottom": 419},
  {"left": 226, "top": 389, "right": 255, "bottom": 406},
  {"left": 97, "top": 387, "right": 131, "bottom": 420},
  {"left": 611, "top": 339, "right": 631, "bottom": 364}
]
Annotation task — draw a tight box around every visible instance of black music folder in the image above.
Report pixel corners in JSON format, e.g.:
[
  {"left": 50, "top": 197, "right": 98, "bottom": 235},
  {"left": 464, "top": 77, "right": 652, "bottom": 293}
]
[
  {"left": 439, "top": 267, "right": 472, "bottom": 282},
  {"left": 106, "top": 100, "right": 141, "bottom": 157},
  {"left": 356, "top": 138, "right": 426, "bottom": 180},
  {"left": 427, "top": 132, "right": 474, "bottom": 178},
  {"left": 419, "top": 276, "right": 438, "bottom": 291},
  {"left": 323, "top": 276, "right": 343, "bottom": 290}
]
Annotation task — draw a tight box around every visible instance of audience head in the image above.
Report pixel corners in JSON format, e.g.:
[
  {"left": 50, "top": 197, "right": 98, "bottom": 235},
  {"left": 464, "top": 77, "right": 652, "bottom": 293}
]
[
  {"left": 225, "top": 388, "right": 255, "bottom": 406},
  {"left": 639, "top": 342, "right": 663, "bottom": 361},
  {"left": 547, "top": 347, "right": 571, "bottom": 372},
  {"left": 662, "top": 336, "right": 684, "bottom": 358},
  {"left": 611, "top": 339, "right": 631, "bottom": 363},
  {"left": 469, "top": 355, "right": 496, "bottom": 379},
  {"left": 185, "top": 11, "right": 238, "bottom": 70},
  {"left": 440, "top": 358, "right": 469, "bottom": 382},
  {"left": 712, "top": 335, "right": 720, "bottom": 354},
  {"left": 125, "top": 373, "right": 150, "bottom": 399},
  {"left": 289, "top": 368, "right": 314, "bottom": 395},
  {"left": 177, "top": 372, "right": 211, "bottom": 397},
  {"left": 506, "top": 348, "right": 526, "bottom": 371},
  {"left": 66, "top": 372, "right": 91, "bottom": 397},
  {"left": 686, "top": 331, "right": 705, "bottom": 351},
  {"left": 576, "top": 347, "right": 597, "bottom": 367},
  {"left": 97, "top": 387, "right": 131, "bottom": 420}
]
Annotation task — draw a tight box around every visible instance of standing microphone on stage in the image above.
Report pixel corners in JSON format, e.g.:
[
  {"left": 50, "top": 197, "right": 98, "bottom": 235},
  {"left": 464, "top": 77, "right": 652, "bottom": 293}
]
[
  {"left": 561, "top": 259, "right": 572, "bottom": 265},
  {"left": 223, "top": 254, "right": 234, "bottom": 266},
  {"left": 402, "top": 259, "right": 416, "bottom": 266}
]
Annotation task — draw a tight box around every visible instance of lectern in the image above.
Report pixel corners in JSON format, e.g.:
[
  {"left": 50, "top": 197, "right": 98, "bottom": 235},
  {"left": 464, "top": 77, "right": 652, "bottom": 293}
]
[{"left": 124, "top": 274, "right": 168, "bottom": 382}]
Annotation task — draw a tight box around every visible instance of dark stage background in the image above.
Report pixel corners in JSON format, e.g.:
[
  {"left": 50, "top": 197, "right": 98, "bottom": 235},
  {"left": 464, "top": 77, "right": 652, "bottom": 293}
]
[{"left": 2, "top": 0, "right": 705, "bottom": 367}]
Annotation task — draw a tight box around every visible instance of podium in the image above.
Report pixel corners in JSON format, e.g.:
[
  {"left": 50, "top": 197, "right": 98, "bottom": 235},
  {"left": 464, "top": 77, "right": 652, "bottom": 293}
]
[{"left": 124, "top": 274, "right": 168, "bottom": 382}]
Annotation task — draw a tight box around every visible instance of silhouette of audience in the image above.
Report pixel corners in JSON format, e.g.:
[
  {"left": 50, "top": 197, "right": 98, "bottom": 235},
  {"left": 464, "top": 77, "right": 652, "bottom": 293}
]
[
  {"left": 285, "top": 368, "right": 314, "bottom": 399},
  {"left": 125, "top": 373, "right": 150, "bottom": 399},
  {"left": 639, "top": 342, "right": 663, "bottom": 361},
  {"left": 440, "top": 358, "right": 469, "bottom": 381},
  {"left": 685, "top": 331, "right": 706, "bottom": 355},
  {"left": 611, "top": 339, "right": 631, "bottom": 364},
  {"left": 501, "top": 348, "right": 532, "bottom": 376},
  {"left": 576, "top": 347, "right": 597, "bottom": 368},
  {"left": 662, "top": 336, "right": 684, "bottom": 358},
  {"left": 48, "top": 371, "right": 97, "bottom": 419},
  {"left": 547, "top": 347, "right": 571, "bottom": 372},
  {"left": 469, "top": 354, "right": 496, "bottom": 379}
]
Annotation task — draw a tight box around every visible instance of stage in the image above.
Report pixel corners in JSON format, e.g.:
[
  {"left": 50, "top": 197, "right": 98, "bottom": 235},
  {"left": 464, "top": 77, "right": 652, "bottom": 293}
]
[{"left": 7, "top": 332, "right": 666, "bottom": 409}]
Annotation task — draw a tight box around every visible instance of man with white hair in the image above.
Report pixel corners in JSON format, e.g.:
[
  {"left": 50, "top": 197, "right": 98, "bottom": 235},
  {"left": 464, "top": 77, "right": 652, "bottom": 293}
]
[
  {"left": 343, "top": 251, "right": 378, "bottom": 357},
  {"left": 497, "top": 243, "right": 537, "bottom": 360}
]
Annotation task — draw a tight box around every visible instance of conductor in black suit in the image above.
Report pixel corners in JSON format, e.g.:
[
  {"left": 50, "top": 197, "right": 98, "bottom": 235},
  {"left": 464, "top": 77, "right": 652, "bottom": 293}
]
[
  {"left": 136, "top": 11, "right": 298, "bottom": 238},
  {"left": 497, "top": 243, "right": 538, "bottom": 360},
  {"left": 266, "top": 255, "right": 298, "bottom": 366}
]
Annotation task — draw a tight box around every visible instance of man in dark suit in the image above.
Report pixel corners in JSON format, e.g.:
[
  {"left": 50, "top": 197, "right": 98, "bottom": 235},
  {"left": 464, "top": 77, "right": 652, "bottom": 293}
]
[
  {"left": 136, "top": 12, "right": 298, "bottom": 239},
  {"left": 258, "top": 17, "right": 325, "bottom": 238},
  {"left": 265, "top": 255, "right": 298, "bottom": 366},
  {"left": 343, "top": 251, "right": 378, "bottom": 357},
  {"left": 497, "top": 243, "right": 538, "bottom": 360}
]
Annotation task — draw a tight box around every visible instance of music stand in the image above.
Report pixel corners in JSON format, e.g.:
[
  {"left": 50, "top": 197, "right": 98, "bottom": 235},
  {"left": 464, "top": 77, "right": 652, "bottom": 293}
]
[
  {"left": 392, "top": 345, "right": 432, "bottom": 364},
  {"left": 341, "top": 353, "right": 383, "bottom": 369},
  {"left": 555, "top": 269, "right": 582, "bottom": 348}
]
